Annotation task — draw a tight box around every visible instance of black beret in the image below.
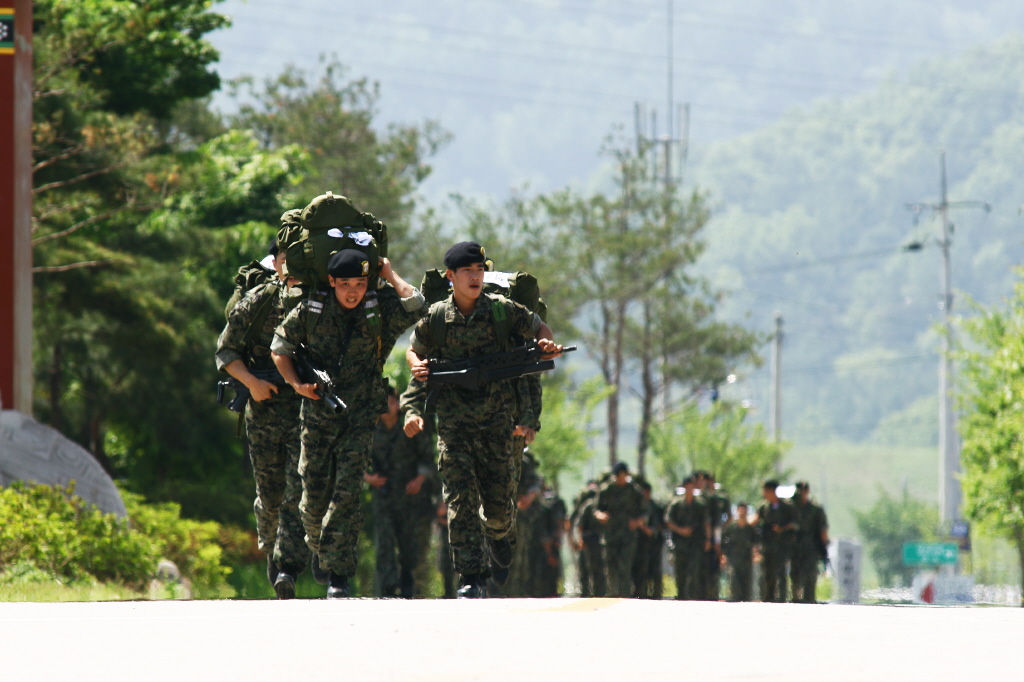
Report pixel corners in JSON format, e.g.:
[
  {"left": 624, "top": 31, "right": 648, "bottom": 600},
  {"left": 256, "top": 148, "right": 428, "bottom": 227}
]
[
  {"left": 327, "top": 249, "right": 370, "bottom": 279},
  {"left": 763, "top": 479, "right": 780, "bottom": 490},
  {"left": 795, "top": 481, "right": 809, "bottom": 491},
  {"left": 267, "top": 238, "right": 279, "bottom": 257},
  {"left": 444, "top": 241, "right": 487, "bottom": 270},
  {"left": 612, "top": 461, "right": 629, "bottom": 475}
]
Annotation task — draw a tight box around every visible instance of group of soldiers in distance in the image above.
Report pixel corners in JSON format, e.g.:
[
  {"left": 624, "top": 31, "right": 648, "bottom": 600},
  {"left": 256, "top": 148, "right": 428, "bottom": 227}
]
[{"left": 569, "top": 466, "right": 830, "bottom": 602}]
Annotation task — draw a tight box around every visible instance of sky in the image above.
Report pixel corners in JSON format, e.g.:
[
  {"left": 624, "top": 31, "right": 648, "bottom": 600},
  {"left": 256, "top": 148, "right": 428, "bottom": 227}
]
[{"left": 206, "top": 0, "right": 1024, "bottom": 203}]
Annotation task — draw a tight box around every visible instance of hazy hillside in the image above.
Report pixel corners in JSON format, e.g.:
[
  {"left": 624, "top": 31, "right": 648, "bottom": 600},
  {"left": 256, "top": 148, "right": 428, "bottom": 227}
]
[{"left": 693, "top": 35, "right": 1024, "bottom": 452}]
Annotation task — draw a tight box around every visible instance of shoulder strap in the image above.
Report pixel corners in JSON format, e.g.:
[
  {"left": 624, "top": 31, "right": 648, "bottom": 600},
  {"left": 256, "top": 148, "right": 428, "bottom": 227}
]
[
  {"left": 303, "top": 288, "right": 330, "bottom": 339},
  {"left": 429, "top": 300, "right": 447, "bottom": 354},
  {"left": 362, "top": 289, "right": 383, "bottom": 361},
  {"left": 241, "top": 282, "right": 280, "bottom": 348},
  {"left": 489, "top": 295, "right": 512, "bottom": 352}
]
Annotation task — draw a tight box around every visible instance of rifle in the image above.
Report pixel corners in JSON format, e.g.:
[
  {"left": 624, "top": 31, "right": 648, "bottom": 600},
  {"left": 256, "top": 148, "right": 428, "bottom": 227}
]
[
  {"left": 427, "top": 344, "right": 576, "bottom": 391},
  {"left": 294, "top": 342, "right": 347, "bottom": 413},
  {"left": 216, "top": 368, "right": 285, "bottom": 413}
]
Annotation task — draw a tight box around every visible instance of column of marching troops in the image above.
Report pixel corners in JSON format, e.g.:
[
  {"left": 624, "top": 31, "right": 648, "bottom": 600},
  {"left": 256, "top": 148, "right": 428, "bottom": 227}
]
[{"left": 216, "top": 192, "right": 828, "bottom": 600}]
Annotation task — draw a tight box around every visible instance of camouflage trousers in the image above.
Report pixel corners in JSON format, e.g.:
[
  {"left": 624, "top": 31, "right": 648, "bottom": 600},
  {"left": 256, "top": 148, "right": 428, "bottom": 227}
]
[
  {"left": 299, "top": 401, "right": 375, "bottom": 578},
  {"left": 672, "top": 543, "right": 703, "bottom": 600},
  {"left": 789, "top": 547, "right": 819, "bottom": 603},
  {"left": 245, "top": 393, "right": 309, "bottom": 573},
  {"left": 578, "top": 536, "right": 606, "bottom": 597},
  {"left": 504, "top": 500, "right": 539, "bottom": 597},
  {"left": 371, "top": 493, "right": 425, "bottom": 597},
  {"left": 602, "top": 536, "right": 637, "bottom": 597},
  {"left": 438, "top": 424, "right": 517, "bottom": 576}
]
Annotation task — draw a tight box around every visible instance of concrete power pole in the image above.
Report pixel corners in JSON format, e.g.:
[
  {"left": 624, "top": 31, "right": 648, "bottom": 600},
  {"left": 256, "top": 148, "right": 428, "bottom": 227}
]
[
  {"left": 770, "top": 312, "right": 783, "bottom": 456},
  {"left": 906, "top": 151, "right": 989, "bottom": 527},
  {"left": 0, "top": 0, "right": 33, "bottom": 414}
]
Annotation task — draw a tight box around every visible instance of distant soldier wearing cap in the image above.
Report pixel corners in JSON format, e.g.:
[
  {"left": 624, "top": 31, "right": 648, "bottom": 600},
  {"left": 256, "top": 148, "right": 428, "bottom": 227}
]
[
  {"left": 365, "top": 382, "right": 436, "bottom": 598},
  {"left": 697, "top": 471, "right": 731, "bottom": 600},
  {"left": 721, "top": 502, "right": 756, "bottom": 601},
  {"left": 594, "top": 461, "right": 648, "bottom": 597},
  {"left": 790, "top": 481, "right": 829, "bottom": 603},
  {"left": 570, "top": 481, "right": 606, "bottom": 597},
  {"left": 216, "top": 237, "right": 308, "bottom": 599},
  {"left": 664, "top": 476, "right": 709, "bottom": 600},
  {"left": 272, "top": 249, "right": 424, "bottom": 598},
  {"left": 756, "top": 479, "right": 797, "bottom": 603},
  {"left": 405, "top": 241, "right": 564, "bottom": 598}
]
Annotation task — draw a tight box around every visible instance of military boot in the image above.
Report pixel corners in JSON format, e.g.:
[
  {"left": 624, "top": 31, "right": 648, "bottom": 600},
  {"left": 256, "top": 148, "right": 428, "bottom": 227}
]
[
  {"left": 273, "top": 569, "right": 297, "bottom": 600},
  {"left": 327, "top": 573, "right": 350, "bottom": 599},
  {"left": 456, "top": 574, "right": 487, "bottom": 599}
]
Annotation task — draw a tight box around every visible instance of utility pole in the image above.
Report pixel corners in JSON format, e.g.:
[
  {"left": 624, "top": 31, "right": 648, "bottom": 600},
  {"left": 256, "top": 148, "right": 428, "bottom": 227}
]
[
  {"left": 770, "top": 312, "right": 783, "bottom": 453},
  {"left": 0, "top": 0, "right": 33, "bottom": 414},
  {"left": 906, "top": 151, "right": 990, "bottom": 527}
]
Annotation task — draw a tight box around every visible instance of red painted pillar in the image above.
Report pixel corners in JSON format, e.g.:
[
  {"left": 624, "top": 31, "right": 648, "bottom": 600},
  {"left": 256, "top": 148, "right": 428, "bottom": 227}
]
[{"left": 0, "top": 0, "right": 32, "bottom": 413}]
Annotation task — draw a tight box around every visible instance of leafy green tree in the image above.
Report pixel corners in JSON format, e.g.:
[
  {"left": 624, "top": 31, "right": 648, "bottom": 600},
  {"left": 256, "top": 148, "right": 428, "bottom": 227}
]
[
  {"left": 956, "top": 276, "right": 1024, "bottom": 605},
  {"left": 852, "top": 488, "right": 939, "bottom": 587},
  {"left": 226, "top": 57, "right": 451, "bottom": 274},
  {"left": 648, "top": 401, "right": 786, "bottom": 503},
  {"left": 528, "top": 375, "right": 613, "bottom": 493}
]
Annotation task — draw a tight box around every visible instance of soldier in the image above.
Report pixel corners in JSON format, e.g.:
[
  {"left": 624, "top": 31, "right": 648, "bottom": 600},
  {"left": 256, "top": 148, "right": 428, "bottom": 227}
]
[
  {"left": 271, "top": 249, "right": 425, "bottom": 598},
  {"left": 535, "top": 482, "right": 567, "bottom": 597},
  {"left": 365, "top": 383, "right": 436, "bottom": 598},
  {"left": 664, "top": 476, "right": 709, "bottom": 600},
  {"left": 405, "top": 241, "right": 563, "bottom": 598},
  {"left": 631, "top": 477, "right": 665, "bottom": 599},
  {"left": 503, "top": 449, "right": 542, "bottom": 597},
  {"left": 698, "top": 471, "right": 731, "bottom": 600},
  {"left": 721, "top": 502, "right": 756, "bottom": 602},
  {"left": 570, "top": 482, "right": 606, "bottom": 597},
  {"left": 594, "top": 461, "right": 648, "bottom": 597},
  {"left": 216, "top": 239, "right": 308, "bottom": 599},
  {"left": 790, "top": 481, "right": 829, "bottom": 603},
  {"left": 756, "top": 479, "right": 797, "bottom": 603}
]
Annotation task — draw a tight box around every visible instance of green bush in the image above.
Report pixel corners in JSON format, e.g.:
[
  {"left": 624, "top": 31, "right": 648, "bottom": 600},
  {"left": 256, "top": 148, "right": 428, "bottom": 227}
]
[{"left": 0, "top": 482, "right": 247, "bottom": 598}]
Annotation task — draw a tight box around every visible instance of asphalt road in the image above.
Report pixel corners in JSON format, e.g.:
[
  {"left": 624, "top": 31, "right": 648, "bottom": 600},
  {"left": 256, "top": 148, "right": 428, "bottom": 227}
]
[{"left": 1, "top": 597, "right": 1019, "bottom": 681}]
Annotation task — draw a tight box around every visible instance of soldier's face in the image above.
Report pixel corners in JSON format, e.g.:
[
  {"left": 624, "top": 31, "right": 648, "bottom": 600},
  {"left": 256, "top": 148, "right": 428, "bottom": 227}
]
[
  {"left": 330, "top": 276, "right": 369, "bottom": 309},
  {"left": 448, "top": 263, "right": 486, "bottom": 300}
]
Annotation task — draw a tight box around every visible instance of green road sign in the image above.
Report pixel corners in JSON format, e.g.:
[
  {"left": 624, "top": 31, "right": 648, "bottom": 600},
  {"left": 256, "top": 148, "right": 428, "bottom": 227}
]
[{"left": 903, "top": 542, "right": 959, "bottom": 566}]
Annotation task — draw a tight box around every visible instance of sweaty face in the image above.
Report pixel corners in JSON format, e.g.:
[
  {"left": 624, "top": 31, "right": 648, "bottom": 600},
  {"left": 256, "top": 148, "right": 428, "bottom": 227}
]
[
  {"left": 330, "top": 276, "right": 369, "bottom": 309},
  {"left": 448, "top": 263, "right": 486, "bottom": 300}
]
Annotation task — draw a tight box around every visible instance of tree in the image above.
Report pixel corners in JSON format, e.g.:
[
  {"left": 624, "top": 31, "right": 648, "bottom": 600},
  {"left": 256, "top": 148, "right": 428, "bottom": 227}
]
[
  {"left": 226, "top": 56, "right": 451, "bottom": 275},
  {"left": 956, "top": 276, "right": 1024, "bottom": 605},
  {"left": 647, "top": 400, "right": 787, "bottom": 504},
  {"left": 852, "top": 488, "right": 939, "bottom": 588}
]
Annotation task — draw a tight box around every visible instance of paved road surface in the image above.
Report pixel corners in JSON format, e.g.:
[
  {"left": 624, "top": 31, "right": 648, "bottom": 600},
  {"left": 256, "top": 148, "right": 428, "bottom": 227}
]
[{"left": 1, "top": 598, "right": 1019, "bottom": 681}]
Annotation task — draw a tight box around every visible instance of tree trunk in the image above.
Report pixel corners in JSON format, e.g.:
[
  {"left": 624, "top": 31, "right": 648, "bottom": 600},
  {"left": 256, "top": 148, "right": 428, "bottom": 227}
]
[{"left": 636, "top": 301, "right": 656, "bottom": 476}]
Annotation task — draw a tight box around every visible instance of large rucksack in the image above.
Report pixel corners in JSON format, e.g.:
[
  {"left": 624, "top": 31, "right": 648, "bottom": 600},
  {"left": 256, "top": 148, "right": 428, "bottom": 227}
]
[
  {"left": 278, "top": 191, "right": 388, "bottom": 288},
  {"left": 420, "top": 268, "right": 547, "bottom": 352}
]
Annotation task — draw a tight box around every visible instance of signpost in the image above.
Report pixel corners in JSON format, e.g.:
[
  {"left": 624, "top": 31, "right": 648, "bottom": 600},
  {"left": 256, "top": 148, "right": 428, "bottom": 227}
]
[{"left": 902, "top": 542, "right": 959, "bottom": 566}]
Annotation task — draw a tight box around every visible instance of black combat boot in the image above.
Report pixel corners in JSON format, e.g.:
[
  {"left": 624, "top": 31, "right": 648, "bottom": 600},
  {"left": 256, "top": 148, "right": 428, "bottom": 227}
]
[
  {"left": 273, "top": 568, "right": 297, "bottom": 600},
  {"left": 327, "top": 573, "right": 350, "bottom": 599},
  {"left": 456, "top": 574, "right": 487, "bottom": 599},
  {"left": 399, "top": 569, "right": 415, "bottom": 599}
]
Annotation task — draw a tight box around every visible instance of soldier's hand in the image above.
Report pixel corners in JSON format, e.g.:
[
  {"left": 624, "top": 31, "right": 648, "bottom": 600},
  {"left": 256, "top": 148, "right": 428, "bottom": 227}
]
[
  {"left": 250, "top": 379, "right": 279, "bottom": 402},
  {"left": 295, "top": 383, "right": 320, "bottom": 401},
  {"left": 404, "top": 414, "right": 425, "bottom": 437},
  {"left": 364, "top": 473, "right": 388, "bottom": 489},
  {"left": 410, "top": 356, "right": 430, "bottom": 379},
  {"left": 513, "top": 425, "right": 537, "bottom": 443},
  {"left": 537, "top": 337, "right": 564, "bottom": 360},
  {"left": 405, "top": 474, "right": 426, "bottom": 495}
]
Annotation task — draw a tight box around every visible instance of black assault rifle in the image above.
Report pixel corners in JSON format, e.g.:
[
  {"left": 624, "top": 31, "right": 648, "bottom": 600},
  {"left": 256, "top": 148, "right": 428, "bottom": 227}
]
[
  {"left": 217, "top": 368, "right": 285, "bottom": 413},
  {"left": 295, "top": 342, "right": 347, "bottom": 413},
  {"left": 427, "top": 343, "right": 576, "bottom": 392}
]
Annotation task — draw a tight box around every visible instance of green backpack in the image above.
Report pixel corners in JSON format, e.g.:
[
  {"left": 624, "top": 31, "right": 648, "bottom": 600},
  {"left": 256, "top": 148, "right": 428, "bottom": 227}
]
[
  {"left": 278, "top": 192, "right": 388, "bottom": 288},
  {"left": 420, "top": 268, "right": 548, "bottom": 351}
]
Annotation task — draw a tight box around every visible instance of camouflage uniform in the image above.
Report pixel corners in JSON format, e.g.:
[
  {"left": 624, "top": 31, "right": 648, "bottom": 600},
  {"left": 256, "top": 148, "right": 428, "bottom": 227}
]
[
  {"left": 596, "top": 478, "right": 648, "bottom": 597},
  {"left": 409, "top": 292, "right": 543, "bottom": 578},
  {"left": 216, "top": 280, "right": 309, "bottom": 573},
  {"left": 571, "top": 491, "right": 606, "bottom": 597},
  {"left": 721, "top": 519, "right": 756, "bottom": 601},
  {"left": 368, "top": 414, "right": 436, "bottom": 597},
  {"left": 272, "top": 285, "right": 425, "bottom": 578},
  {"left": 534, "top": 488, "right": 566, "bottom": 597},
  {"left": 701, "top": 489, "right": 731, "bottom": 600},
  {"left": 756, "top": 498, "right": 797, "bottom": 603},
  {"left": 633, "top": 497, "right": 666, "bottom": 599},
  {"left": 504, "top": 450, "right": 541, "bottom": 597},
  {"left": 665, "top": 492, "right": 708, "bottom": 600},
  {"left": 790, "top": 497, "right": 828, "bottom": 603}
]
